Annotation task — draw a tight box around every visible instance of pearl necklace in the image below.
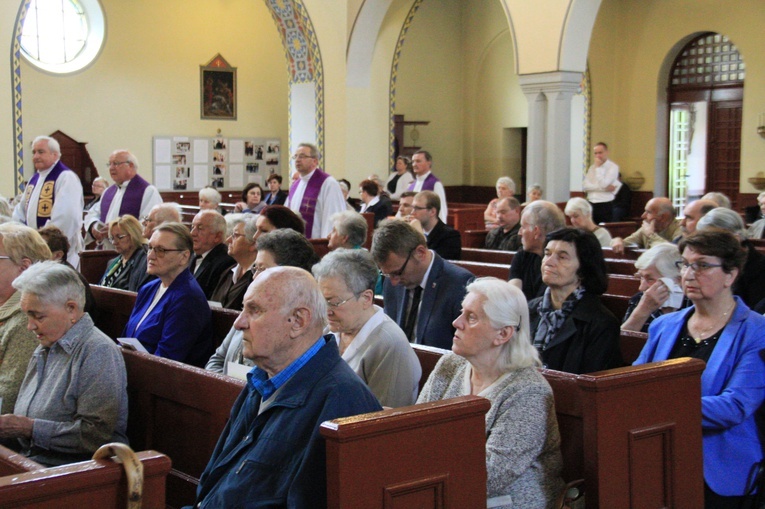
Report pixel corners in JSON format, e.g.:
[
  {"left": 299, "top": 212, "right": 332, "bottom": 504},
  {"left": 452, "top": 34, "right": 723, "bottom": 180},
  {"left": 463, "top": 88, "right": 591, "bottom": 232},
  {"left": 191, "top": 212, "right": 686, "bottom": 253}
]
[{"left": 691, "top": 301, "right": 735, "bottom": 343}]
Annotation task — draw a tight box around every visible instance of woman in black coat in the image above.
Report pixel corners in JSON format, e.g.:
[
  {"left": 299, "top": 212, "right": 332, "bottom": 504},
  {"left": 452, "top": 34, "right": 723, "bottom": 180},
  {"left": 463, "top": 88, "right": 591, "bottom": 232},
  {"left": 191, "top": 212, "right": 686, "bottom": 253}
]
[{"left": 528, "top": 227, "right": 621, "bottom": 374}]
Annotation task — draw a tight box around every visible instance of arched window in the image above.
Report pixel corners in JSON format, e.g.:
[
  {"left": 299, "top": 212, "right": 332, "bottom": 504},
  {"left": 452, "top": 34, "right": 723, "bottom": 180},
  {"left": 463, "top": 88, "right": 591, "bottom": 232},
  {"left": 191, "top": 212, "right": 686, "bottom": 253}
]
[
  {"left": 20, "top": 0, "right": 105, "bottom": 74},
  {"left": 670, "top": 33, "right": 744, "bottom": 87}
]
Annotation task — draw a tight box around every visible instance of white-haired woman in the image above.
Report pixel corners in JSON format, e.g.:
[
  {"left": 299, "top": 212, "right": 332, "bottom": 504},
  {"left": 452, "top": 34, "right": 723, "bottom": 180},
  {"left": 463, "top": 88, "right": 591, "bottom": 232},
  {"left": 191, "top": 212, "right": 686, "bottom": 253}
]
[
  {"left": 621, "top": 243, "right": 691, "bottom": 332},
  {"left": 484, "top": 177, "right": 516, "bottom": 224},
  {"left": 211, "top": 214, "right": 258, "bottom": 310},
  {"left": 3, "top": 261, "right": 128, "bottom": 467},
  {"left": 522, "top": 184, "right": 543, "bottom": 206},
  {"left": 564, "top": 197, "right": 612, "bottom": 247},
  {"left": 199, "top": 186, "right": 223, "bottom": 213},
  {"left": 313, "top": 249, "right": 421, "bottom": 407},
  {"left": 327, "top": 210, "right": 368, "bottom": 251},
  {"left": 418, "top": 277, "right": 564, "bottom": 509}
]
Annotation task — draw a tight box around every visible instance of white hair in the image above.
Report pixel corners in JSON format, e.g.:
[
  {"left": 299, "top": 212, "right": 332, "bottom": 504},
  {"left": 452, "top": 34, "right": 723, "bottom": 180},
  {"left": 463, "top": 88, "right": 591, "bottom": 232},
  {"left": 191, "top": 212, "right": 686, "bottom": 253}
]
[
  {"left": 564, "top": 197, "right": 592, "bottom": 218},
  {"left": 32, "top": 135, "right": 60, "bottom": 154},
  {"left": 634, "top": 243, "right": 682, "bottom": 279},
  {"left": 697, "top": 207, "right": 747, "bottom": 238},
  {"left": 465, "top": 277, "right": 540, "bottom": 371},
  {"left": 199, "top": 187, "right": 222, "bottom": 205},
  {"left": 12, "top": 260, "right": 85, "bottom": 310},
  {"left": 496, "top": 177, "right": 516, "bottom": 195}
]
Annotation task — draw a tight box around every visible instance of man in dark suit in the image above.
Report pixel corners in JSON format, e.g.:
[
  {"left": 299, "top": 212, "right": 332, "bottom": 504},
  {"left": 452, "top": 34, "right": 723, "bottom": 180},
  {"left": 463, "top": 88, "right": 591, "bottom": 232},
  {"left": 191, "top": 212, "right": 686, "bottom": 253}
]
[
  {"left": 410, "top": 191, "right": 461, "bottom": 260},
  {"left": 263, "top": 173, "right": 288, "bottom": 206},
  {"left": 189, "top": 210, "right": 234, "bottom": 299},
  {"left": 359, "top": 178, "right": 393, "bottom": 227},
  {"left": 372, "top": 220, "right": 473, "bottom": 350}
]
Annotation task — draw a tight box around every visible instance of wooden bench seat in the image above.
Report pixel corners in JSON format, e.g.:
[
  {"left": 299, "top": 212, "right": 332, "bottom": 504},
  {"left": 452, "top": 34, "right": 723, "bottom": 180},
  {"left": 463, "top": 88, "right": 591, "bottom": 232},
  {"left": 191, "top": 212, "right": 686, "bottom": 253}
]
[
  {"left": 460, "top": 247, "right": 514, "bottom": 264},
  {"left": 0, "top": 446, "right": 171, "bottom": 508},
  {"left": 79, "top": 249, "right": 118, "bottom": 284}
]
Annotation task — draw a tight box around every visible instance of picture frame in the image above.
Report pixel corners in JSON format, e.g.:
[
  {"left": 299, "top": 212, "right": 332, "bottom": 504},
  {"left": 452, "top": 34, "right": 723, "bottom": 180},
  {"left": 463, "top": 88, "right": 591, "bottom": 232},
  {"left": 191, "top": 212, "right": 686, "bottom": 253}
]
[{"left": 201, "top": 54, "right": 237, "bottom": 120}]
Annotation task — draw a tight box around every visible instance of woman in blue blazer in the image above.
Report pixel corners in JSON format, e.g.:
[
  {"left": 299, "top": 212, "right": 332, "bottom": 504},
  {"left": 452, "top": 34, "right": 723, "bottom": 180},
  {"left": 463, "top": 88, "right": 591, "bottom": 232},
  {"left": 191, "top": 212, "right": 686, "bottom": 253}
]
[
  {"left": 634, "top": 230, "right": 765, "bottom": 508},
  {"left": 123, "top": 222, "right": 213, "bottom": 367}
]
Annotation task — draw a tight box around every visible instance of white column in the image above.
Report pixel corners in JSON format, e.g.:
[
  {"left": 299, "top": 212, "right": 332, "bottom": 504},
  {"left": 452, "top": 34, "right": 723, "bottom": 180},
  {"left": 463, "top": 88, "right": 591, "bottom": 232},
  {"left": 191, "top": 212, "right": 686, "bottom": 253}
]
[{"left": 519, "top": 71, "right": 583, "bottom": 203}]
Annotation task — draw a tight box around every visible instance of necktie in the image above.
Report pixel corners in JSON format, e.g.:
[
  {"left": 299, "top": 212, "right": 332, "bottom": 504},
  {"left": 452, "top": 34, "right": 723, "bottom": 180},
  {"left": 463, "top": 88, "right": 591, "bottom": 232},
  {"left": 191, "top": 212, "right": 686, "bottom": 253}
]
[{"left": 403, "top": 286, "right": 423, "bottom": 341}]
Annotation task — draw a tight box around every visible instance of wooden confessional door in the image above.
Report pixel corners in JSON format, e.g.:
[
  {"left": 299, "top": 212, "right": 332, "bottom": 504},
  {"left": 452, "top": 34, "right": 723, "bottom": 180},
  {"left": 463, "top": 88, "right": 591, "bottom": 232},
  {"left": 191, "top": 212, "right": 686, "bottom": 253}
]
[{"left": 706, "top": 100, "right": 742, "bottom": 209}]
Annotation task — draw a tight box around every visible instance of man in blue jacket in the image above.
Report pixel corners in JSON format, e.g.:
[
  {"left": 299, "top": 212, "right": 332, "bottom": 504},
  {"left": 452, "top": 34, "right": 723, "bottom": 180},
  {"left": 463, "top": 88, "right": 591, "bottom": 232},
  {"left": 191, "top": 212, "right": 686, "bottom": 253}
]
[{"left": 190, "top": 267, "right": 381, "bottom": 508}]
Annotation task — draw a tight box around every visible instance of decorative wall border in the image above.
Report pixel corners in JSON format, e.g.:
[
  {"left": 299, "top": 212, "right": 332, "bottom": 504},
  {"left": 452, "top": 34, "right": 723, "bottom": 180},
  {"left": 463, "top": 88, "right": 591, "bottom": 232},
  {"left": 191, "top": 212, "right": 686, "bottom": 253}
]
[
  {"left": 11, "top": 0, "right": 31, "bottom": 193},
  {"left": 582, "top": 65, "right": 592, "bottom": 174},
  {"left": 265, "top": 0, "right": 324, "bottom": 161},
  {"left": 388, "top": 0, "right": 424, "bottom": 168}
]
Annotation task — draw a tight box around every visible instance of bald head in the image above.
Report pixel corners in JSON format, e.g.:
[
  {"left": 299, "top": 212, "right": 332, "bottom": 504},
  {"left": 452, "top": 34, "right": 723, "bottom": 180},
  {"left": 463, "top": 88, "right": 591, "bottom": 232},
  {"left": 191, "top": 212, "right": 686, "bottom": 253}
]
[
  {"left": 681, "top": 199, "right": 717, "bottom": 235},
  {"left": 642, "top": 197, "right": 675, "bottom": 232}
]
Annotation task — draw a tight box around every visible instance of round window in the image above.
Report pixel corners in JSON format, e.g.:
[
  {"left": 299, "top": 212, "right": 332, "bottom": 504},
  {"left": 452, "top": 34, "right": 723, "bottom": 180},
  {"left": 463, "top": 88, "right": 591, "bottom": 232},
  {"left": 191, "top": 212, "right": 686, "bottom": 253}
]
[{"left": 20, "top": 0, "right": 105, "bottom": 74}]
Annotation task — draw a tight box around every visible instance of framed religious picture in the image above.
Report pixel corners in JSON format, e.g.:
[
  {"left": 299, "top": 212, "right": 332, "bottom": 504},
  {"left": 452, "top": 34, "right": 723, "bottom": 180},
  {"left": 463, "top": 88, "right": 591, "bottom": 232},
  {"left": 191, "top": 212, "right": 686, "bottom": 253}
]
[{"left": 201, "top": 54, "right": 237, "bottom": 120}]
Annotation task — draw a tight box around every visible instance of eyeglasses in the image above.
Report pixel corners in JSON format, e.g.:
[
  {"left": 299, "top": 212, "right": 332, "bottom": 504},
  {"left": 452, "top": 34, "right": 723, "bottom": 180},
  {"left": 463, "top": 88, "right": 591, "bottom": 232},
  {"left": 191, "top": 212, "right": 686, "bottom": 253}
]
[
  {"left": 0, "top": 256, "right": 11, "bottom": 260},
  {"left": 108, "top": 234, "right": 128, "bottom": 243},
  {"left": 148, "top": 245, "right": 185, "bottom": 257},
  {"left": 291, "top": 154, "right": 313, "bottom": 161},
  {"left": 326, "top": 295, "right": 357, "bottom": 309},
  {"left": 675, "top": 260, "right": 724, "bottom": 273},
  {"left": 229, "top": 232, "right": 247, "bottom": 241},
  {"left": 106, "top": 160, "right": 130, "bottom": 168},
  {"left": 141, "top": 216, "right": 153, "bottom": 225},
  {"left": 381, "top": 248, "right": 415, "bottom": 279},
  {"left": 411, "top": 206, "right": 429, "bottom": 212}
]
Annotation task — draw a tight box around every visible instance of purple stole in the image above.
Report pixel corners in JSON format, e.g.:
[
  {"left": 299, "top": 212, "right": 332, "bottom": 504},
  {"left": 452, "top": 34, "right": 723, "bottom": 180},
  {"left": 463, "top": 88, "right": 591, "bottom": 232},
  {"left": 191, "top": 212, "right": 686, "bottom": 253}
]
[
  {"left": 99, "top": 175, "right": 151, "bottom": 222},
  {"left": 289, "top": 169, "right": 329, "bottom": 238},
  {"left": 407, "top": 172, "right": 440, "bottom": 192},
  {"left": 25, "top": 161, "right": 69, "bottom": 228}
]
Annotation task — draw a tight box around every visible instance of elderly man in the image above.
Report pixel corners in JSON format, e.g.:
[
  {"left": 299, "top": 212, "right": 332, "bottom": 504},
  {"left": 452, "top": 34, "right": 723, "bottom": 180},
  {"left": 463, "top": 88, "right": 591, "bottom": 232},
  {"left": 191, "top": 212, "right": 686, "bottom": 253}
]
[
  {"left": 192, "top": 267, "right": 381, "bottom": 508},
  {"left": 85, "top": 149, "right": 162, "bottom": 249},
  {"left": 484, "top": 197, "right": 521, "bottom": 252},
  {"left": 142, "top": 202, "right": 183, "bottom": 239},
  {"left": 678, "top": 198, "right": 717, "bottom": 240},
  {"left": 509, "top": 200, "right": 566, "bottom": 301},
  {"left": 372, "top": 220, "right": 472, "bottom": 350},
  {"left": 611, "top": 197, "right": 681, "bottom": 254},
  {"left": 13, "top": 136, "right": 83, "bottom": 267},
  {"left": 284, "top": 143, "right": 346, "bottom": 239},
  {"left": 408, "top": 191, "right": 461, "bottom": 260},
  {"left": 583, "top": 142, "right": 620, "bottom": 224},
  {"left": 190, "top": 210, "right": 234, "bottom": 299},
  {"left": 407, "top": 150, "right": 448, "bottom": 222}
]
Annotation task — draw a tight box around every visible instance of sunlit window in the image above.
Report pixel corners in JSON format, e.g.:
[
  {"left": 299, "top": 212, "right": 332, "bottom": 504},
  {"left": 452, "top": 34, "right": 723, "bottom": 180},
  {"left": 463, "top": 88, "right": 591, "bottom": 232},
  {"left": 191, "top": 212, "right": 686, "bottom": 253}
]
[{"left": 20, "top": 0, "right": 105, "bottom": 74}]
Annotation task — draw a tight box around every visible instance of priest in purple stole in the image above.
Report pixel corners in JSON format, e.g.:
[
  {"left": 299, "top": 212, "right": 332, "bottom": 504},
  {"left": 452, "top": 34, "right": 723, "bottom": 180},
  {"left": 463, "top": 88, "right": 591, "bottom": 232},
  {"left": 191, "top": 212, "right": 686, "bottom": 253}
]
[
  {"left": 408, "top": 150, "right": 448, "bottom": 223},
  {"left": 12, "top": 136, "right": 84, "bottom": 267},
  {"left": 285, "top": 143, "right": 346, "bottom": 239},
  {"left": 85, "top": 150, "right": 162, "bottom": 250}
]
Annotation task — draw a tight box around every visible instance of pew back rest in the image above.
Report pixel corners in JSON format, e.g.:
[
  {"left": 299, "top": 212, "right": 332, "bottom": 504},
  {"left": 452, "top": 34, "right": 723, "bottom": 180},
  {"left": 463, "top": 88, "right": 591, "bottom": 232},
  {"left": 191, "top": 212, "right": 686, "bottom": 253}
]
[
  {"left": 451, "top": 260, "right": 510, "bottom": 280},
  {"left": 460, "top": 247, "right": 514, "bottom": 265},
  {"left": 462, "top": 229, "right": 488, "bottom": 248},
  {"left": 80, "top": 249, "right": 119, "bottom": 284},
  {"left": 0, "top": 450, "right": 171, "bottom": 509},
  {"left": 122, "top": 349, "right": 244, "bottom": 507},
  {"left": 0, "top": 445, "right": 43, "bottom": 477}
]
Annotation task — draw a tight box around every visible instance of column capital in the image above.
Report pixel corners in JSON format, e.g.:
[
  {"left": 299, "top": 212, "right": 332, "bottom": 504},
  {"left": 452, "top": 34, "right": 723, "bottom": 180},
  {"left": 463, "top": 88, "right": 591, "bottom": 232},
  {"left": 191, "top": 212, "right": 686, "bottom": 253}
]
[{"left": 518, "top": 71, "right": 583, "bottom": 95}]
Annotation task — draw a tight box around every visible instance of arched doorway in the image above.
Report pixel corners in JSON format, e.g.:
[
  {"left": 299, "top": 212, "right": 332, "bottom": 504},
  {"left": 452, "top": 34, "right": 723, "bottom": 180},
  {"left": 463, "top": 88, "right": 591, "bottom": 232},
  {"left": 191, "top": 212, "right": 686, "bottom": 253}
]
[{"left": 667, "top": 32, "right": 744, "bottom": 212}]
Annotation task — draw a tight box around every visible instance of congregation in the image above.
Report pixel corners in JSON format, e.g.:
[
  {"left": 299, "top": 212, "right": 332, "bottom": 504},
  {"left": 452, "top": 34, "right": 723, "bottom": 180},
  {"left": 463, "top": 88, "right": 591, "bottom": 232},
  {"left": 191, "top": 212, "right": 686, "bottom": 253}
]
[{"left": 0, "top": 135, "right": 763, "bottom": 508}]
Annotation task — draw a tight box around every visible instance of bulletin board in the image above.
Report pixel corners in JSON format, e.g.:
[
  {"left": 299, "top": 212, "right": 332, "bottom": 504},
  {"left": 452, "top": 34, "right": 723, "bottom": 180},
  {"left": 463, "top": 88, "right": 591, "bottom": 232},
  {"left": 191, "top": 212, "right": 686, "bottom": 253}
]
[{"left": 152, "top": 136, "right": 282, "bottom": 191}]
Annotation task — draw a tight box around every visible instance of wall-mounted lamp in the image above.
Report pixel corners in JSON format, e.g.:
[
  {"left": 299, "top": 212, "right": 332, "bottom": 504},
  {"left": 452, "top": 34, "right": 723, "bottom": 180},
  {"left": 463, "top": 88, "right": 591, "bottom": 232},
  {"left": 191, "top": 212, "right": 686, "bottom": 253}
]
[{"left": 758, "top": 114, "right": 765, "bottom": 138}]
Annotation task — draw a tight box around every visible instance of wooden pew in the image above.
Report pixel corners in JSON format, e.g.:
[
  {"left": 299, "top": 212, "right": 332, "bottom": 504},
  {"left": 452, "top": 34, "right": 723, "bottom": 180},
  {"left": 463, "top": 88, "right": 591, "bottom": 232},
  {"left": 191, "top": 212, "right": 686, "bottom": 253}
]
[
  {"left": 122, "top": 350, "right": 245, "bottom": 508},
  {"left": 0, "top": 446, "right": 43, "bottom": 477},
  {"left": 0, "top": 447, "right": 171, "bottom": 508},
  {"left": 322, "top": 396, "right": 489, "bottom": 509},
  {"left": 462, "top": 228, "right": 488, "bottom": 248},
  {"left": 451, "top": 260, "right": 510, "bottom": 280},
  {"left": 410, "top": 345, "right": 704, "bottom": 508},
  {"left": 606, "top": 274, "right": 640, "bottom": 296},
  {"left": 601, "top": 293, "right": 630, "bottom": 320},
  {"left": 620, "top": 329, "right": 649, "bottom": 365},
  {"left": 79, "top": 249, "right": 118, "bottom": 284},
  {"left": 602, "top": 247, "right": 641, "bottom": 260},
  {"left": 460, "top": 247, "right": 514, "bottom": 265},
  {"left": 90, "top": 285, "right": 239, "bottom": 348},
  {"left": 599, "top": 221, "right": 639, "bottom": 239},
  {"left": 310, "top": 237, "right": 330, "bottom": 258},
  {"left": 448, "top": 207, "right": 485, "bottom": 233},
  {"left": 605, "top": 257, "right": 637, "bottom": 275}
]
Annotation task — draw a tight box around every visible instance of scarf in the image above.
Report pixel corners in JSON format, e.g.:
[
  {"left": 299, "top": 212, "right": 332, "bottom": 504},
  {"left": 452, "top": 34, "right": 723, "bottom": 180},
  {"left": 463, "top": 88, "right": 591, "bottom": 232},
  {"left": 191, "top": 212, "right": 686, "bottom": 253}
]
[{"left": 533, "top": 286, "right": 586, "bottom": 352}]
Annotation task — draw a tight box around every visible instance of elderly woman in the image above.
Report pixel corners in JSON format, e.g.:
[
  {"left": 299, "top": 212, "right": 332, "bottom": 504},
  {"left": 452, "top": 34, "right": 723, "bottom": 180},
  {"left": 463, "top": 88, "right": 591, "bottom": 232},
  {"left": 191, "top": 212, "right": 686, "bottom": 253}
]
[
  {"left": 385, "top": 156, "right": 415, "bottom": 199},
  {"left": 622, "top": 243, "right": 690, "bottom": 332},
  {"left": 564, "top": 197, "right": 612, "bottom": 247},
  {"left": 123, "top": 222, "right": 213, "bottom": 367},
  {"left": 206, "top": 228, "right": 320, "bottom": 375},
  {"left": 484, "top": 177, "right": 516, "bottom": 224},
  {"left": 3, "top": 261, "right": 128, "bottom": 467},
  {"left": 528, "top": 228, "right": 621, "bottom": 374},
  {"left": 327, "top": 210, "right": 368, "bottom": 251},
  {"left": 523, "top": 184, "right": 543, "bottom": 206},
  {"left": 233, "top": 182, "right": 267, "bottom": 214},
  {"left": 211, "top": 214, "right": 258, "bottom": 310},
  {"left": 418, "top": 277, "right": 565, "bottom": 508},
  {"left": 256, "top": 204, "right": 305, "bottom": 236},
  {"left": 313, "top": 249, "right": 421, "bottom": 407},
  {"left": 99, "top": 215, "right": 154, "bottom": 292},
  {"left": 199, "top": 186, "right": 223, "bottom": 212},
  {"left": 0, "top": 224, "right": 51, "bottom": 415},
  {"left": 634, "top": 230, "right": 765, "bottom": 508},
  {"left": 697, "top": 207, "right": 765, "bottom": 309}
]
